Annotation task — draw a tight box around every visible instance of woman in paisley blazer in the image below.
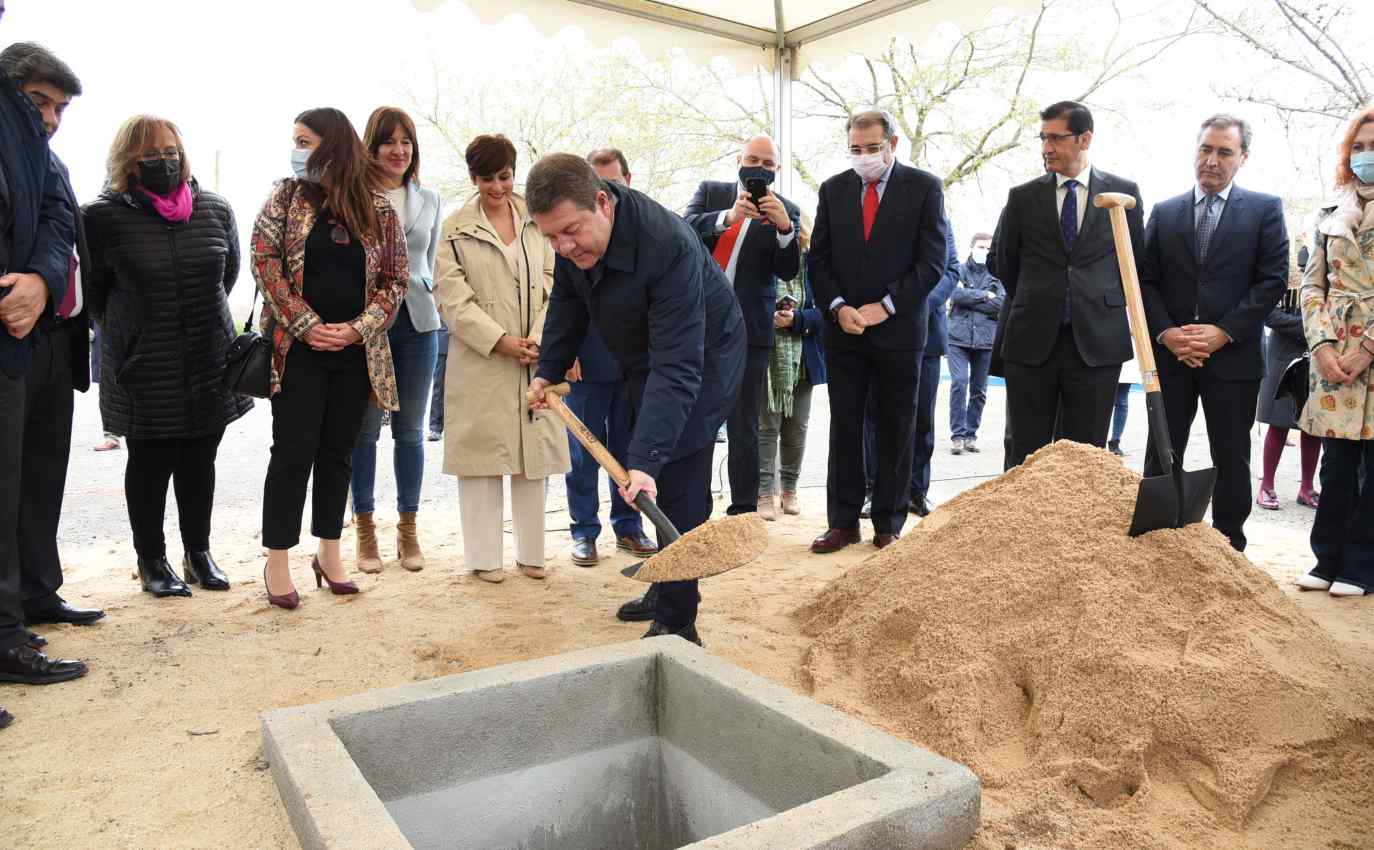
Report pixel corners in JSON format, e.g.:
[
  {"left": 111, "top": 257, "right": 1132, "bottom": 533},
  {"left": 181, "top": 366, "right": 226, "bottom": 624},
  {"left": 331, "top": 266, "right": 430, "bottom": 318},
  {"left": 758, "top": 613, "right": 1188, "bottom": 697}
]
[
  {"left": 1296, "top": 105, "right": 1374, "bottom": 598},
  {"left": 251, "top": 107, "right": 408, "bottom": 609}
]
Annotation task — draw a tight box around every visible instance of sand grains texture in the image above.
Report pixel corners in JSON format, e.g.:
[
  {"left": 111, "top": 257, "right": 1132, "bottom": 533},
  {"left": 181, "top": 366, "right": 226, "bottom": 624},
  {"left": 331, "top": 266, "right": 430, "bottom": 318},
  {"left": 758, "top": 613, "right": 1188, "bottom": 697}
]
[
  {"left": 630, "top": 513, "right": 769, "bottom": 582},
  {"left": 798, "top": 441, "right": 1374, "bottom": 850}
]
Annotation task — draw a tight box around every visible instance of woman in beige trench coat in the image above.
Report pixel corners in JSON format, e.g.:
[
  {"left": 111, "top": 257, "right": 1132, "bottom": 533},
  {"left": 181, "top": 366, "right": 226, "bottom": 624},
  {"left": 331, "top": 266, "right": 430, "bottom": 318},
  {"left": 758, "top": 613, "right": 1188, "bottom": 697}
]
[{"left": 435, "top": 135, "right": 570, "bottom": 582}]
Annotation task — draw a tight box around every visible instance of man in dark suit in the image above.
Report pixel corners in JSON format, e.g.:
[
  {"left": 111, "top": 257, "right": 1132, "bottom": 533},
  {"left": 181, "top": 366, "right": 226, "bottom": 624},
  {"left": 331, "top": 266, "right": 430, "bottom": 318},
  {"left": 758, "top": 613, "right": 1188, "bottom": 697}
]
[
  {"left": 994, "top": 101, "right": 1145, "bottom": 468},
  {"left": 0, "top": 41, "right": 86, "bottom": 730},
  {"left": 808, "top": 110, "right": 949, "bottom": 553},
  {"left": 2, "top": 43, "right": 104, "bottom": 629},
  {"left": 1139, "top": 114, "right": 1288, "bottom": 552},
  {"left": 527, "top": 154, "right": 745, "bottom": 646},
  {"left": 683, "top": 135, "right": 800, "bottom": 516},
  {"left": 561, "top": 148, "right": 656, "bottom": 571}
]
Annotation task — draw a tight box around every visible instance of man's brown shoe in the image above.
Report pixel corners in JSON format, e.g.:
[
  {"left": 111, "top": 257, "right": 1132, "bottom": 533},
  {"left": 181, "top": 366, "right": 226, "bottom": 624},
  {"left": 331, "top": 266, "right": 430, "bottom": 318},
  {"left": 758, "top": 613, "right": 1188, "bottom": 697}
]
[
  {"left": 811, "top": 528, "right": 862, "bottom": 554},
  {"left": 873, "top": 532, "right": 900, "bottom": 549},
  {"left": 616, "top": 532, "right": 659, "bottom": 558}
]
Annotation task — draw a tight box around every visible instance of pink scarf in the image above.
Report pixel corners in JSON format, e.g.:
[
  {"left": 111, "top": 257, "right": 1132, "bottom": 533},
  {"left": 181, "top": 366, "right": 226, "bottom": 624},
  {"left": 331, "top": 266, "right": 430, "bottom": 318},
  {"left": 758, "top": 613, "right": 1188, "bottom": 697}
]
[{"left": 137, "top": 183, "right": 193, "bottom": 223}]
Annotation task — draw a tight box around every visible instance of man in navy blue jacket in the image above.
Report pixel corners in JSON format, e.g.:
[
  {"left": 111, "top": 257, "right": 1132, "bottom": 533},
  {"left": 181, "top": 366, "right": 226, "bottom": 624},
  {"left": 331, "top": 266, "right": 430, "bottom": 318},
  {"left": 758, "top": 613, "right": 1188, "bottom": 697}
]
[
  {"left": 560, "top": 148, "right": 656, "bottom": 571},
  {"left": 527, "top": 154, "right": 745, "bottom": 646},
  {"left": 0, "top": 46, "right": 84, "bottom": 730},
  {"left": 1139, "top": 114, "right": 1288, "bottom": 552}
]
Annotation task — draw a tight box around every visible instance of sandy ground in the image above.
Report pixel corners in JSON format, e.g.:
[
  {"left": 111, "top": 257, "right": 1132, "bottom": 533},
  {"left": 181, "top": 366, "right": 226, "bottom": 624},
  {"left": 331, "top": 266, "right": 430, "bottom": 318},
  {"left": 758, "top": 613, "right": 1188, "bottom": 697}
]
[{"left": 1, "top": 383, "right": 1362, "bottom": 849}]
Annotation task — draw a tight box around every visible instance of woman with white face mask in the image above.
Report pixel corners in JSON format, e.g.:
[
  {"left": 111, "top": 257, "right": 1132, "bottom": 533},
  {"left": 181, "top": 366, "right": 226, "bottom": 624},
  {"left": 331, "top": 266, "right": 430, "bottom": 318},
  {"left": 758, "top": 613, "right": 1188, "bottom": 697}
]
[{"left": 946, "top": 232, "right": 1003, "bottom": 454}]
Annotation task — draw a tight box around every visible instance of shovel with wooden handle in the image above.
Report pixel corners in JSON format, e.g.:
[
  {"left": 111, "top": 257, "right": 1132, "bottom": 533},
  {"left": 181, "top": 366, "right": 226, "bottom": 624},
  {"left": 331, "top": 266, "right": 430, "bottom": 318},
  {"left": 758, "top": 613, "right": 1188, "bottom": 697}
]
[{"left": 1094, "top": 192, "right": 1217, "bottom": 536}]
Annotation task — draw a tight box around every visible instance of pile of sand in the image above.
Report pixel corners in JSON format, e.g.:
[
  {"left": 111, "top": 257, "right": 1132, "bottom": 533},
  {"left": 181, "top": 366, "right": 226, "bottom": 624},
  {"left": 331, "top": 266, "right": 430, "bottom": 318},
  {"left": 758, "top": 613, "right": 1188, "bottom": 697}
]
[
  {"left": 798, "top": 441, "right": 1374, "bottom": 850},
  {"left": 631, "top": 513, "right": 769, "bottom": 582}
]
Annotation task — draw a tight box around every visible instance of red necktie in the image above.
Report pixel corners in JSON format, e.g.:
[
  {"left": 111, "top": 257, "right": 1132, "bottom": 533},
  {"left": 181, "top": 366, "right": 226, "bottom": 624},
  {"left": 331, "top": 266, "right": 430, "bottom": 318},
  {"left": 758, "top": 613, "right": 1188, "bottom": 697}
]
[
  {"left": 862, "top": 182, "right": 879, "bottom": 241},
  {"left": 712, "top": 219, "right": 744, "bottom": 272},
  {"left": 57, "top": 255, "right": 78, "bottom": 319}
]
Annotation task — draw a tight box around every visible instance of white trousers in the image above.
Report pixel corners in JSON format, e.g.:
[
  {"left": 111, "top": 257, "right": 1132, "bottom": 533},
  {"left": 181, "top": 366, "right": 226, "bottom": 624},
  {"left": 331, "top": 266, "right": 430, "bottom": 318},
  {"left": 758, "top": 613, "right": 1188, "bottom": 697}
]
[{"left": 457, "top": 475, "right": 546, "bottom": 572}]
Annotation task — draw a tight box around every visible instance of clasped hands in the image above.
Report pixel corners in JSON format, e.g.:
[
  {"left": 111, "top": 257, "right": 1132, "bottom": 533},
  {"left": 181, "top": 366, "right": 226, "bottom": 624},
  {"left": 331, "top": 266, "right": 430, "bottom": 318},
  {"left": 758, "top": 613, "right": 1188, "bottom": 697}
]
[
  {"left": 835, "top": 302, "right": 890, "bottom": 335},
  {"left": 1314, "top": 341, "right": 1374, "bottom": 385},
  {"left": 305, "top": 322, "right": 363, "bottom": 351},
  {"left": 494, "top": 333, "right": 539, "bottom": 366},
  {"left": 0, "top": 272, "right": 49, "bottom": 339},
  {"left": 725, "top": 190, "right": 792, "bottom": 233},
  {"left": 1160, "top": 324, "right": 1228, "bottom": 368}
]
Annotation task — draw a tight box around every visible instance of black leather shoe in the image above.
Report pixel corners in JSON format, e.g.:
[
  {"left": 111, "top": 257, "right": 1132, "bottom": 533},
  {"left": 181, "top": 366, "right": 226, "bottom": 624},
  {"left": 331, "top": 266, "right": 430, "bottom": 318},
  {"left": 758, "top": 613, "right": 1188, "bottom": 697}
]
[
  {"left": 873, "top": 532, "right": 901, "bottom": 550},
  {"left": 0, "top": 644, "right": 88, "bottom": 684},
  {"left": 24, "top": 631, "right": 46, "bottom": 649},
  {"left": 24, "top": 596, "right": 105, "bottom": 626},
  {"left": 0, "top": 707, "right": 12, "bottom": 729},
  {"left": 642, "top": 621, "right": 703, "bottom": 647},
  {"left": 138, "top": 557, "right": 193, "bottom": 598},
  {"left": 908, "top": 495, "right": 931, "bottom": 517},
  {"left": 570, "top": 537, "right": 599, "bottom": 567},
  {"left": 616, "top": 587, "right": 658, "bottom": 622},
  {"left": 616, "top": 532, "right": 659, "bottom": 558},
  {"left": 183, "top": 552, "right": 230, "bottom": 591}
]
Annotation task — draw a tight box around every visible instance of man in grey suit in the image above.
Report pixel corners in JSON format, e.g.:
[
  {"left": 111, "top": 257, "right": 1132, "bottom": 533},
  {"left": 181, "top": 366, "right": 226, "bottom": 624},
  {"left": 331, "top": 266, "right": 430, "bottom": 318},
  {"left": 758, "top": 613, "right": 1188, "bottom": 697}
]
[{"left": 993, "top": 101, "right": 1145, "bottom": 467}]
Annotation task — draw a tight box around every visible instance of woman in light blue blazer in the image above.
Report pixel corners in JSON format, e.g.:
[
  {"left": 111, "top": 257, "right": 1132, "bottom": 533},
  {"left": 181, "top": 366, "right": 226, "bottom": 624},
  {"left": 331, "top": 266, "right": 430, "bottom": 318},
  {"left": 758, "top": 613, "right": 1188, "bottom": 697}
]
[{"left": 351, "top": 106, "right": 444, "bottom": 572}]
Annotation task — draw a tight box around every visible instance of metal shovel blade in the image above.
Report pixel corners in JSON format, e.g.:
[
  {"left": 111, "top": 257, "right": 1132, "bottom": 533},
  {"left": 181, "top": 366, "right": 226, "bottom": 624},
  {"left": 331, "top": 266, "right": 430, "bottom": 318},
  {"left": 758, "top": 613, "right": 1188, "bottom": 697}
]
[{"left": 1127, "top": 466, "right": 1217, "bottom": 537}]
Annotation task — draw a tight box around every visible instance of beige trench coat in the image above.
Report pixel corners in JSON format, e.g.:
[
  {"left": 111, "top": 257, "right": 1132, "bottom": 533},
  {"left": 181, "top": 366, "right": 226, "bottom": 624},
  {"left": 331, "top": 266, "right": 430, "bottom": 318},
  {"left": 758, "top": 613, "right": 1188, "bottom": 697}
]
[{"left": 435, "top": 193, "right": 571, "bottom": 478}]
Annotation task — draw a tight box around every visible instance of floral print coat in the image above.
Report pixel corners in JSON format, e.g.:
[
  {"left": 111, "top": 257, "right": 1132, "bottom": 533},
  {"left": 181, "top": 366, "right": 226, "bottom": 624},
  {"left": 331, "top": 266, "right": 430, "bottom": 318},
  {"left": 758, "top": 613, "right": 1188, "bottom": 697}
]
[
  {"left": 1300, "top": 191, "right": 1374, "bottom": 441},
  {"left": 250, "top": 179, "right": 409, "bottom": 410}
]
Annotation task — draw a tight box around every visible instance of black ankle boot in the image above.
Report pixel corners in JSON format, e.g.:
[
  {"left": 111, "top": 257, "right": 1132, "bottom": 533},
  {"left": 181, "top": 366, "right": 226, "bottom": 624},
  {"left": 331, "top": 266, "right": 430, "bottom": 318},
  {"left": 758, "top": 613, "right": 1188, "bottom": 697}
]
[
  {"left": 183, "top": 552, "right": 229, "bottom": 591},
  {"left": 138, "top": 556, "right": 192, "bottom": 598}
]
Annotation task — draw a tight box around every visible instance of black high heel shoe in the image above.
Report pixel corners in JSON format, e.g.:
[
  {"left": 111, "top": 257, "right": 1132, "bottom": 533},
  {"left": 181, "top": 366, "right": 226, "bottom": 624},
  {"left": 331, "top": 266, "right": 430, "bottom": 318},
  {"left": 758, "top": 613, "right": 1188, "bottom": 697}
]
[
  {"left": 138, "top": 556, "right": 193, "bottom": 598},
  {"left": 312, "top": 556, "right": 358, "bottom": 595},
  {"left": 183, "top": 552, "right": 230, "bottom": 591}
]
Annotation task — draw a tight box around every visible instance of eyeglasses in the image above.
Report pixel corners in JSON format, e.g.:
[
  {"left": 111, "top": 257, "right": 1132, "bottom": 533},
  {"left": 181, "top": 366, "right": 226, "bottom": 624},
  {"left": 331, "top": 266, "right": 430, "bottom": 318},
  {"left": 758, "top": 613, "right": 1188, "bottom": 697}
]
[
  {"left": 848, "top": 143, "right": 887, "bottom": 155},
  {"left": 1037, "top": 132, "right": 1082, "bottom": 145},
  {"left": 139, "top": 148, "right": 181, "bottom": 162}
]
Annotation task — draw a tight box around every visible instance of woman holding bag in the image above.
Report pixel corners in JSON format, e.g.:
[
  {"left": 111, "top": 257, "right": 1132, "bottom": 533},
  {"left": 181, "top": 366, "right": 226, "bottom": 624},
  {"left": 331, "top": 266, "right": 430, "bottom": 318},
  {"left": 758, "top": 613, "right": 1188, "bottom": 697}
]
[{"left": 252, "top": 107, "right": 408, "bottom": 610}]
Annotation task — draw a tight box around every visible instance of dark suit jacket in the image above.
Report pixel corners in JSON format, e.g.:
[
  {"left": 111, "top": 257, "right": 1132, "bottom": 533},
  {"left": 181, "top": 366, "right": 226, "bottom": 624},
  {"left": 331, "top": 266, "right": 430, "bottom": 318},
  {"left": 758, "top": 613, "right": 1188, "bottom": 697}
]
[
  {"left": 1139, "top": 185, "right": 1289, "bottom": 381},
  {"left": 808, "top": 161, "right": 948, "bottom": 351},
  {"left": 683, "top": 179, "right": 800, "bottom": 349},
  {"left": 0, "top": 72, "right": 75, "bottom": 378},
  {"left": 994, "top": 168, "right": 1144, "bottom": 368},
  {"left": 536, "top": 181, "right": 746, "bottom": 478},
  {"left": 925, "top": 220, "right": 961, "bottom": 357},
  {"left": 53, "top": 154, "right": 91, "bottom": 392}
]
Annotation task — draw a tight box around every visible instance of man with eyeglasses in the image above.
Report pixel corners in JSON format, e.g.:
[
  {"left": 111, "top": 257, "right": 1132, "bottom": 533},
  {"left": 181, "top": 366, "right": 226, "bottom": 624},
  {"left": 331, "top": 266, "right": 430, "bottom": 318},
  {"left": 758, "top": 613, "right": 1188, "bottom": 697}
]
[
  {"left": 808, "top": 109, "right": 949, "bottom": 554},
  {"left": 992, "top": 100, "right": 1145, "bottom": 469},
  {"left": 682, "top": 135, "right": 800, "bottom": 519}
]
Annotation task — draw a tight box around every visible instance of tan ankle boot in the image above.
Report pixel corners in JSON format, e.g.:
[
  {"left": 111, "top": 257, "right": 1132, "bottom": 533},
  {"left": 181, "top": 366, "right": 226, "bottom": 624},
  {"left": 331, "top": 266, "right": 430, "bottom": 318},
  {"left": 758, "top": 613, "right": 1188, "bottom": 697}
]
[
  {"left": 355, "top": 512, "right": 383, "bottom": 573},
  {"left": 780, "top": 491, "right": 800, "bottom": 515},
  {"left": 757, "top": 489, "right": 777, "bottom": 521},
  {"left": 397, "top": 512, "right": 425, "bottom": 571}
]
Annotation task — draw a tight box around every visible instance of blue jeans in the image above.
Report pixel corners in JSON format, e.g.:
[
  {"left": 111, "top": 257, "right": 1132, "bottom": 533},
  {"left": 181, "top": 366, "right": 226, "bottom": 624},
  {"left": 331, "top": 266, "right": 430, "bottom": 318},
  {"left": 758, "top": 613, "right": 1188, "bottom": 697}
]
[
  {"left": 1109, "top": 382, "right": 1132, "bottom": 444},
  {"left": 350, "top": 306, "right": 438, "bottom": 514},
  {"left": 564, "top": 380, "right": 642, "bottom": 541},
  {"left": 947, "top": 344, "right": 991, "bottom": 441}
]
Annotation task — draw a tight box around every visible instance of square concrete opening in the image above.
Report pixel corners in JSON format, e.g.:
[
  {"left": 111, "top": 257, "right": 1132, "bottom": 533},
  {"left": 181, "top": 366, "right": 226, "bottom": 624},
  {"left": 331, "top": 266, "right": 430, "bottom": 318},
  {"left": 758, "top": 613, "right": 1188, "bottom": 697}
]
[{"left": 263, "top": 639, "right": 979, "bottom": 850}]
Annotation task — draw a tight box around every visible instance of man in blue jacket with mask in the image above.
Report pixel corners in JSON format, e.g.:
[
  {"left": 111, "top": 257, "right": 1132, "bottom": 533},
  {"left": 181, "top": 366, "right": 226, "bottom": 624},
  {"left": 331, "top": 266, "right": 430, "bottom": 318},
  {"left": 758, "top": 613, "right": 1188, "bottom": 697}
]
[{"left": 527, "top": 154, "right": 745, "bottom": 646}]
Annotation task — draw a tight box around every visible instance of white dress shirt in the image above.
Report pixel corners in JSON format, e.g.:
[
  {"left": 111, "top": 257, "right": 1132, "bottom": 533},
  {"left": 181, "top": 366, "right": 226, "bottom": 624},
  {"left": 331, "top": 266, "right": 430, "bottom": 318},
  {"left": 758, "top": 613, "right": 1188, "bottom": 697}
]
[{"left": 713, "top": 181, "right": 796, "bottom": 285}]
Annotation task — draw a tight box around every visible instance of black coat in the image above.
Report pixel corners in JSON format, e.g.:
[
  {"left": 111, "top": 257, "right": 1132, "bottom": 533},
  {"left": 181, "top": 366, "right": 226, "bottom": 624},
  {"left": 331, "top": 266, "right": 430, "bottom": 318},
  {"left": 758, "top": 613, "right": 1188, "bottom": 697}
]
[
  {"left": 948, "top": 258, "right": 1004, "bottom": 350},
  {"left": 53, "top": 154, "right": 91, "bottom": 392},
  {"left": 994, "top": 168, "right": 1145, "bottom": 368},
  {"left": 1257, "top": 294, "right": 1306, "bottom": 427},
  {"left": 84, "top": 182, "right": 252, "bottom": 439},
  {"left": 808, "top": 161, "right": 949, "bottom": 351},
  {"left": 536, "top": 181, "right": 746, "bottom": 478},
  {"left": 683, "top": 179, "right": 801, "bottom": 349},
  {"left": 1139, "top": 185, "right": 1289, "bottom": 382}
]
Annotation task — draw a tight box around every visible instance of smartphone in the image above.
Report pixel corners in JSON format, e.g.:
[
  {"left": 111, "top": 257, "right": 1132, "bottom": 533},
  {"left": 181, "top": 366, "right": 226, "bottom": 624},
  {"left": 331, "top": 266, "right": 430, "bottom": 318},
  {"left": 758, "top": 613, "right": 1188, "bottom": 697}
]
[
  {"left": 776, "top": 295, "right": 798, "bottom": 311},
  {"left": 745, "top": 177, "right": 769, "bottom": 209}
]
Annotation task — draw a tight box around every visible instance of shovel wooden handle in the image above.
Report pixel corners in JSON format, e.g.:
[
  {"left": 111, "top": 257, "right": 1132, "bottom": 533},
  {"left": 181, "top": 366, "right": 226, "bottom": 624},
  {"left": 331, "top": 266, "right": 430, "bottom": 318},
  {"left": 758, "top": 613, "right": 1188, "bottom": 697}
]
[
  {"left": 529, "top": 382, "right": 681, "bottom": 546},
  {"left": 1094, "top": 192, "right": 1159, "bottom": 394}
]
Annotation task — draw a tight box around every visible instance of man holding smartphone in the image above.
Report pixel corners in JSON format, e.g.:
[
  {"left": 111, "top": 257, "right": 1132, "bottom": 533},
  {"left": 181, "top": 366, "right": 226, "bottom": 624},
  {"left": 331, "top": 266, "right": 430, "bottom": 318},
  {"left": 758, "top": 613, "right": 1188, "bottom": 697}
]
[{"left": 682, "top": 135, "right": 801, "bottom": 517}]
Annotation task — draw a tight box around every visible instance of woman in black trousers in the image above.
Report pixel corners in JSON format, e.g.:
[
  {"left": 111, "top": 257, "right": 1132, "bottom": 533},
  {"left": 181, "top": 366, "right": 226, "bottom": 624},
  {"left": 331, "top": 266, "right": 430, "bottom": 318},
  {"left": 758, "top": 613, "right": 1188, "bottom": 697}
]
[
  {"left": 251, "top": 108, "right": 409, "bottom": 609},
  {"left": 84, "top": 115, "right": 251, "bottom": 597}
]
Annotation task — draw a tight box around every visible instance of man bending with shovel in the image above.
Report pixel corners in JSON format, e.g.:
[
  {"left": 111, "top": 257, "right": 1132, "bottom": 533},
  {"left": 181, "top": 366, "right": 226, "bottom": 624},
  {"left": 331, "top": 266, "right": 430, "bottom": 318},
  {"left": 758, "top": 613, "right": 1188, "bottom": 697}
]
[{"left": 526, "top": 154, "right": 746, "bottom": 646}]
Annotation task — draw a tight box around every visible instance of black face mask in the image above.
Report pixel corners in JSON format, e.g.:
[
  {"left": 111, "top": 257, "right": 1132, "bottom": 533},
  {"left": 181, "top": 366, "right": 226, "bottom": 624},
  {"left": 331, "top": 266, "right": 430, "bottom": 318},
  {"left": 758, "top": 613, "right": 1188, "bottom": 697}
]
[
  {"left": 738, "top": 165, "right": 776, "bottom": 187},
  {"left": 137, "top": 158, "right": 182, "bottom": 196}
]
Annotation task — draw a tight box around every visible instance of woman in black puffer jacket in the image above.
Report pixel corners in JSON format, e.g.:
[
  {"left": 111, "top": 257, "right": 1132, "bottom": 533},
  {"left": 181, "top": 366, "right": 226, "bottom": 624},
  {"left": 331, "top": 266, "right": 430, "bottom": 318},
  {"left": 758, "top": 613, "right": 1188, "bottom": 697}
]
[{"left": 84, "top": 115, "right": 252, "bottom": 599}]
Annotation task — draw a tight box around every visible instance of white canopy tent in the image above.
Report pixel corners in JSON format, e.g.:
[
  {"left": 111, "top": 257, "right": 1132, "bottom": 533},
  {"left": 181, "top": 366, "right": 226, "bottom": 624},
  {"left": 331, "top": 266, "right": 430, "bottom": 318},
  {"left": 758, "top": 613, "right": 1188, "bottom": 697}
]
[{"left": 414, "top": 0, "right": 1036, "bottom": 193}]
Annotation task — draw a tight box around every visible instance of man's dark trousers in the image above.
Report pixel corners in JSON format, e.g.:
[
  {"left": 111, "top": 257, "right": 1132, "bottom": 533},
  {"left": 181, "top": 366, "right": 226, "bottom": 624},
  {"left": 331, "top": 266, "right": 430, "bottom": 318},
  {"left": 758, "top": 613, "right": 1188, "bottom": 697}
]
[
  {"left": 725, "top": 347, "right": 771, "bottom": 514},
  {"left": 1145, "top": 357, "right": 1258, "bottom": 551},
  {"left": 565, "top": 379, "right": 641, "bottom": 540},
  {"left": 0, "top": 369, "right": 29, "bottom": 652},
  {"left": 829, "top": 343, "right": 923, "bottom": 536},
  {"left": 18, "top": 321, "right": 76, "bottom": 613},
  {"left": 863, "top": 353, "right": 939, "bottom": 500},
  {"left": 649, "top": 442, "right": 715, "bottom": 629},
  {"left": 1004, "top": 326, "right": 1120, "bottom": 467}
]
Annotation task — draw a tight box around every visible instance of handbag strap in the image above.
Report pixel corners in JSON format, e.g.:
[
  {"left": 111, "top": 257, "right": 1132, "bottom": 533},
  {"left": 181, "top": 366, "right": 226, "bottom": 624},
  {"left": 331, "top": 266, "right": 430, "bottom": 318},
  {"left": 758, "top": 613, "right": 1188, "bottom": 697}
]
[{"left": 242, "top": 285, "right": 259, "bottom": 334}]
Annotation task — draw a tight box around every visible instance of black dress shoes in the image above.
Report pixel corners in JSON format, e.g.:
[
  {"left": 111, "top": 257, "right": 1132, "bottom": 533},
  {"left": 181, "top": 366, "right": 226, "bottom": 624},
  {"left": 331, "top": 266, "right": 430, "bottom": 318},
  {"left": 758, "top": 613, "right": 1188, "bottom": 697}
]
[
  {"left": 616, "top": 585, "right": 659, "bottom": 622},
  {"left": 0, "top": 707, "right": 12, "bottom": 729},
  {"left": 570, "top": 537, "right": 599, "bottom": 567},
  {"left": 0, "top": 644, "right": 88, "bottom": 684},
  {"left": 183, "top": 552, "right": 230, "bottom": 590},
  {"left": 24, "top": 596, "right": 105, "bottom": 626},
  {"left": 642, "top": 621, "right": 703, "bottom": 647},
  {"left": 138, "top": 557, "right": 193, "bottom": 598},
  {"left": 616, "top": 532, "right": 659, "bottom": 558},
  {"left": 909, "top": 495, "right": 932, "bottom": 517},
  {"left": 25, "top": 631, "right": 46, "bottom": 649}
]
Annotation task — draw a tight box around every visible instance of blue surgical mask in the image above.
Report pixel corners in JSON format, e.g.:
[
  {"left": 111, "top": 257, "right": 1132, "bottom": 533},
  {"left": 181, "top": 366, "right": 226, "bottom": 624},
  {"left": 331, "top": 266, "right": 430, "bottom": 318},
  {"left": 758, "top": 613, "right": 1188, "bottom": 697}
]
[
  {"left": 291, "top": 148, "right": 313, "bottom": 181},
  {"left": 1352, "top": 151, "right": 1374, "bottom": 185}
]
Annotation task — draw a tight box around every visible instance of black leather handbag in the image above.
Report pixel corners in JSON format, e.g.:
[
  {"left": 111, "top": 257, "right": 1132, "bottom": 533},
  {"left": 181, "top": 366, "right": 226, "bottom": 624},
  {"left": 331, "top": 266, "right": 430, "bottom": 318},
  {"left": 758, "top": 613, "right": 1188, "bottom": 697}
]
[
  {"left": 223, "top": 286, "right": 272, "bottom": 398},
  {"left": 1275, "top": 351, "right": 1310, "bottom": 410}
]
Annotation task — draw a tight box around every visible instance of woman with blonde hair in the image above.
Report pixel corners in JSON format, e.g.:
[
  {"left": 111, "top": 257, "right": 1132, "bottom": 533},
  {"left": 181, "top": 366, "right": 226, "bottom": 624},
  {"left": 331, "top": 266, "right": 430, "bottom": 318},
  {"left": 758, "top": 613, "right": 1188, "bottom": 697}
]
[
  {"left": 1296, "top": 105, "right": 1374, "bottom": 598},
  {"left": 84, "top": 115, "right": 251, "bottom": 598},
  {"left": 435, "top": 134, "right": 569, "bottom": 582},
  {"left": 252, "top": 107, "right": 409, "bottom": 609}
]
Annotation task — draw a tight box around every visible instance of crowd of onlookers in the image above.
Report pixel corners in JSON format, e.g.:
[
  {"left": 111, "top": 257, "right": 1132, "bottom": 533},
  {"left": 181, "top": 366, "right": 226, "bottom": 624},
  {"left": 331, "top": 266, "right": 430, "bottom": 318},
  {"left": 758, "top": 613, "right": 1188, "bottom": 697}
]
[{"left": 2, "top": 30, "right": 1371, "bottom": 729}]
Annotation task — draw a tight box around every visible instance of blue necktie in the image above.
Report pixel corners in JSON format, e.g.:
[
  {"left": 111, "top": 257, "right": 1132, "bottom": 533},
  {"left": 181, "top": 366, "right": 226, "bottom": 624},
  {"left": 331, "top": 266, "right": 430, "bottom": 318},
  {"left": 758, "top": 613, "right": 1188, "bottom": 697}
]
[
  {"left": 1060, "top": 179, "right": 1079, "bottom": 325},
  {"left": 1197, "top": 193, "right": 1219, "bottom": 267}
]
